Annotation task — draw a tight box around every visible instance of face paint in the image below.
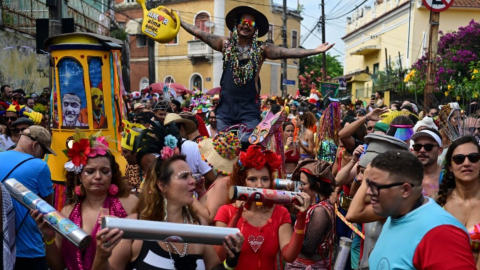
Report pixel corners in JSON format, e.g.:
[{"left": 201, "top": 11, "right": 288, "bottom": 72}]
[
  {"left": 175, "top": 170, "right": 193, "bottom": 180},
  {"left": 239, "top": 18, "right": 255, "bottom": 28}
]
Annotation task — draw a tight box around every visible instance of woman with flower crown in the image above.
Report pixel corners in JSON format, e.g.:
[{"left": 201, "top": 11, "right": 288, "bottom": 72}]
[
  {"left": 214, "top": 145, "right": 311, "bottom": 269},
  {"left": 91, "top": 121, "right": 244, "bottom": 270},
  {"left": 30, "top": 130, "right": 138, "bottom": 270}
]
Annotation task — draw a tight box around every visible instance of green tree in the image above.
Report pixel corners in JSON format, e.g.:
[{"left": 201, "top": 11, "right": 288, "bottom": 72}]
[{"left": 298, "top": 53, "right": 343, "bottom": 95}]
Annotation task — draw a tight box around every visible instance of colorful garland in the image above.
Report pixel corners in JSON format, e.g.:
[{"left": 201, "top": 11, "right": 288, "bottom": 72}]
[{"left": 222, "top": 26, "right": 263, "bottom": 86}]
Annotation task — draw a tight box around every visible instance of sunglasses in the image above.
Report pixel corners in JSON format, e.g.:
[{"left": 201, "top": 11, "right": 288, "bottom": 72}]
[
  {"left": 451, "top": 153, "right": 480, "bottom": 165},
  {"left": 5, "top": 116, "right": 18, "bottom": 121},
  {"left": 12, "top": 127, "right": 28, "bottom": 133},
  {"left": 239, "top": 18, "right": 255, "bottom": 28},
  {"left": 412, "top": 144, "right": 438, "bottom": 152},
  {"left": 20, "top": 132, "right": 48, "bottom": 153}
]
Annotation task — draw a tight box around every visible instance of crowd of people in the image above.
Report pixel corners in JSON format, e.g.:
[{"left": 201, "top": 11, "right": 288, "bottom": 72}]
[{"left": 0, "top": 4, "right": 479, "bottom": 270}]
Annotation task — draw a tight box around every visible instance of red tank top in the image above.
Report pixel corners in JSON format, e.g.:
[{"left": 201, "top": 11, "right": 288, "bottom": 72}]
[{"left": 215, "top": 204, "right": 291, "bottom": 270}]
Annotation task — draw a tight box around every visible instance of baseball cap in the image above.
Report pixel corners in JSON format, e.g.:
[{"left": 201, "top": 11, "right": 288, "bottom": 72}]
[{"left": 26, "top": 125, "right": 57, "bottom": 155}]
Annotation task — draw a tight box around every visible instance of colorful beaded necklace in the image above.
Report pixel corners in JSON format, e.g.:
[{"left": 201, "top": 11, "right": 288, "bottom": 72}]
[{"left": 223, "top": 25, "right": 263, "bottom": 86}]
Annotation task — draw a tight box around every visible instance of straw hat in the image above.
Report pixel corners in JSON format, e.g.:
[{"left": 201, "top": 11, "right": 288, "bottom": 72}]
[
  {"left": 198, "top": 132, "right": 241, "bottom": 175},
  {"left": 164, "top": 113, "right": 197, "bottom": 135}
]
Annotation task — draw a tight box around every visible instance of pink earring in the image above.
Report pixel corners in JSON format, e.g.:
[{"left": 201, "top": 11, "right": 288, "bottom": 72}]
[
  {"left": 74, "top": 185, "right": 83, "bottom": 197},
  {"left": 108, "top": 184, "right": 119, "bottom": 196}
]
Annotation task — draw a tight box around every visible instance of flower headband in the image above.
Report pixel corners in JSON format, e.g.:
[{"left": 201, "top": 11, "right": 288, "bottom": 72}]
[
  {"left": 238, "top": 145, "right": 282, "bottom": 171},
  {"left": 160, "top": 134, "right": 180, "bottom": 160},
  {"left": 64, "top": 129, "right": 111, "bottom": 174}
]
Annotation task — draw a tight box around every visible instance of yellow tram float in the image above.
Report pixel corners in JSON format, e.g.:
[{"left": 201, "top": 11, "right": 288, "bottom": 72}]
[{"left": 44, "top": 33, "right": 128, "bottom": 210}]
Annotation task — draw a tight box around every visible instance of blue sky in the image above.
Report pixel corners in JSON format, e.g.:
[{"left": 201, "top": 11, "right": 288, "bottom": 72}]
[{"left": 272, "top": 0, "right": 375, "bottom": 64}]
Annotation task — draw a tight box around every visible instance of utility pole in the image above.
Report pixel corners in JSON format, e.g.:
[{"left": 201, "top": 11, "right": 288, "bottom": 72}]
[
  {"left": 48, "top": 0, "right": 63, "bottom": 21},
  {"left": 424, "top": 10, "right": 440, "bottom": 114},
  {"left": 281, "top": 0, "right": 288, "bottom": 97},
  {"left": 321, "top": 0, "right": 327, "bottom": 81},
  {"left": 147, "top": 0, "right": 156, "bottom": 86}
]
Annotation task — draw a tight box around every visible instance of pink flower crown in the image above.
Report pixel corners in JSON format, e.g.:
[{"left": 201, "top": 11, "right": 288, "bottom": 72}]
[{"left": 63, "top": 130, "right": 111, "bottom": 174}]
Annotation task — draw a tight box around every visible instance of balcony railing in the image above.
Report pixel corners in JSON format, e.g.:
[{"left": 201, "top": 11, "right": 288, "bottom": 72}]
[
  {"left": 1, "top": 0, "right": 107, "bottom": 36},
  {"left": 187, "top": 40, "right": 212, "bottom": 64}
]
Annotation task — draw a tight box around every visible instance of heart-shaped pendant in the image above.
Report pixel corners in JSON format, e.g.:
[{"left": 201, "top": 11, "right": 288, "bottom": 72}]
[{"left": 248, "top": 235, "right": 264, "bottom": 253}]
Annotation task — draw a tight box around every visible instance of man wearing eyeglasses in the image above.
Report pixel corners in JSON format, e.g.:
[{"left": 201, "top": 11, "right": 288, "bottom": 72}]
[
  {"left": 367, "top": 150, "right": 475, "bottom": 269},
  {"left": 0, "top": 125, "right": 56, "bottom": 269},
  {"left": 411, "top": 128, "right": 443, "bottom": 197}
]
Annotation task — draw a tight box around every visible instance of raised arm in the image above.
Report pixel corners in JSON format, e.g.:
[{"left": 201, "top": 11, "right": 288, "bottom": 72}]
[
  {"left": 264, "top": 42, "right": 334, "bottom": 60},
  {"left": 345, "top": 165, "right": 384, "bottom": 223},
  {"left": 336, "top": 145, "right": 363, "bottom": 186},
  {"left": 181, "top": 21, "right": 227, "bottom": 52},
  {"left": 163, "top": 8, "right": 227, "bottom": 52}
]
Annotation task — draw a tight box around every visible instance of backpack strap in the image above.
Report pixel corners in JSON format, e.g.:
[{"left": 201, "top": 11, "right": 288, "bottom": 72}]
[
  {"left": 0, "top": 157, "right": 35, "bottom": 236},
  {"left": 1, "top": 157, "right": 35, "bottom": 183}
]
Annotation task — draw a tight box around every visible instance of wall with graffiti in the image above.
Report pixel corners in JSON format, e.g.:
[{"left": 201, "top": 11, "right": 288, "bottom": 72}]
[{"left": 0, "top": 30, "right": 49, "bottom": 93}]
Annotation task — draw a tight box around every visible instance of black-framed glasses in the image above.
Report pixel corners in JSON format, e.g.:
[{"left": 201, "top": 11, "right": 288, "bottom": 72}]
[
  {"left": 366, "top": 179, "right": 414, "bottom": 196},
  {"left": 412, "top": 144, "right": 438, "bottom": 152},
  {"left": 451, "top": 153, "right": 480, "bottom": 165}
]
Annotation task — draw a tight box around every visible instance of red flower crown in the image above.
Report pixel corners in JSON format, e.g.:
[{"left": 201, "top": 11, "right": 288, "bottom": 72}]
[{"left": 238, "top": 145, "right": 282, "bottom": 172}]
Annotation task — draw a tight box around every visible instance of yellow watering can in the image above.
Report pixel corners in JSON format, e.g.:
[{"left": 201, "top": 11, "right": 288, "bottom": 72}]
[{"left": 137, "top": 0, "right": 180, "bottom": 43}]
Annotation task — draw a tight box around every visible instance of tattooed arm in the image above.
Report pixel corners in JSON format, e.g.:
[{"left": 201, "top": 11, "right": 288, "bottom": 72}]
[
  {"left": 181, "top": 21, "right": 227, "bottom": 52},
  {"left": 164, "top": 8, "right": 227, "bottom": 52},
  {"left": 263, "top": 42, "right": 335, "bottom": 60}
]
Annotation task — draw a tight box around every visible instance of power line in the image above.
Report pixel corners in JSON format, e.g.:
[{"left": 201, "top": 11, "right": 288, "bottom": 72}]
[{"left": 326, "top": 0, "right": 368, "bottom": 20}]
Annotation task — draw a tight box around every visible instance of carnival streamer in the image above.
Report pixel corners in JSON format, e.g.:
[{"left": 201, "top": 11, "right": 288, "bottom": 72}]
[
  {"left": 335, "top": 204, "right": 365, "bottom": 239},
  {"left": 102, "top": 217, "right": 239, "bottom": 245},
  {"left": 4, "top": 178, "right": 92, "bottom": 250},
  {"left": 109, "top": 53, "right": 119, "bottom": 149}
]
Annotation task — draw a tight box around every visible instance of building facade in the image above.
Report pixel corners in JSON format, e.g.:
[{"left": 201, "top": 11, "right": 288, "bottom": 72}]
[
  {"left": 342, "top": 0, "right": 480, "bottom": 103},
  {"left": 114, "top": 0, "right": 303, "bottom": 96}
]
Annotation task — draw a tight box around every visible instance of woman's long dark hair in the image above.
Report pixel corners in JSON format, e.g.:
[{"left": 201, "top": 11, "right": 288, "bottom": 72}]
[{"left": 437, "top": 136, "right": 480, "bottom": 206}]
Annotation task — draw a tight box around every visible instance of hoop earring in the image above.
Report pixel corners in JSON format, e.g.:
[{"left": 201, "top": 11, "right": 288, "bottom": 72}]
[{"left": 163, "top": 198, "right": 168, "bottom": 221}]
